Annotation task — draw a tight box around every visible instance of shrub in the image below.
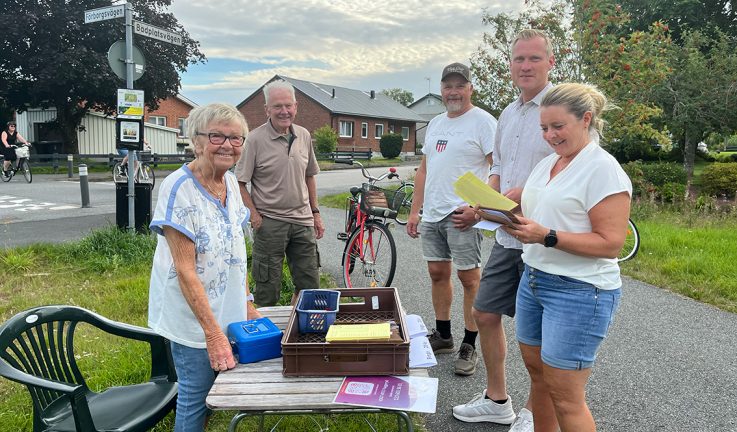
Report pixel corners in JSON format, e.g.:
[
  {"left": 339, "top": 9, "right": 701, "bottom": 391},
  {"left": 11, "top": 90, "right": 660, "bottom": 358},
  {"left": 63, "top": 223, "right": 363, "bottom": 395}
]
[
  {"left": 379, "top": 133, "right": 403, "bottom": 159},
  {"left": 700, "top": 163, "right": 737, "bottom": 198},
  {"left": 640, "top": 162, "right": 687, "bottom": 186},
  {"left": 715, "top": 153, "right": 737, "bottom": 163},
  {"left": 657, "top": 182, "right": 687, "bottom": 203},
  {"left": 621, "top": 161, "right": 647, "bottom": 197},
  {"left": 313, "top": 125, "right": 338, "bottom": 154}
]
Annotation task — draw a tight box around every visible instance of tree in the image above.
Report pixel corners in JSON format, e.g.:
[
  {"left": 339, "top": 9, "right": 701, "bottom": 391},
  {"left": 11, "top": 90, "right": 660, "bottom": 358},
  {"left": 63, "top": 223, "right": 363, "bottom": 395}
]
[
  {"left": 471, "top": 0, "right": 583, "bottom": 116},
  {"left": 618, "top": 0, "right": 737, "bottom": 42},
  {"left": 0, "top": 0, "right": 204, "bottom": 153},
  {"left": 654, "top": 30, "right": 737, "bottom": 185},
  {"left": 313, "top": 125, "right": 338, "bottom": 154},
  {"left": 575, "top": 0, "right": 673, "bottom": 161},
  {"left": 380, "top": 88, "right": 414, "bottom": 106}
]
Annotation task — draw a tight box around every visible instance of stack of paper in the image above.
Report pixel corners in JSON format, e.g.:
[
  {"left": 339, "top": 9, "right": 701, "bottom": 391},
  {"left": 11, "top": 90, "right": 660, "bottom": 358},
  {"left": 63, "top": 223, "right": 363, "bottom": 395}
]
[
  {"left": 453, "top": 171, "right": 517, "bottom": 211},
  {"left": 325, "top": 323, "right": 391, "bottom": 342},
  {"left": 405, "top": 314, "right": 437, "bottom": 368}
]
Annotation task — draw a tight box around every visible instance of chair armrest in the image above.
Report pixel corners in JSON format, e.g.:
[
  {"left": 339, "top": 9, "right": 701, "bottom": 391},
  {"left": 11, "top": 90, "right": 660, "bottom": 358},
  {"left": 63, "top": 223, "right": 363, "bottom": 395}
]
[
  {"left": 0, "top": 359, "right": 80, "bottom": 394},
  {"left": 82, "top": 312, "right": 177, "bottom": 382}
]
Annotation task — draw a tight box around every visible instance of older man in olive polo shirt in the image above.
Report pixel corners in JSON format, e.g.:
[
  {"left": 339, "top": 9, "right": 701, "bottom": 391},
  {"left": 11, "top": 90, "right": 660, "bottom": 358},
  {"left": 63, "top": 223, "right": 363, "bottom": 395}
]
[{"left": 235, "top": 79, "right": 324, "bottom": 306}]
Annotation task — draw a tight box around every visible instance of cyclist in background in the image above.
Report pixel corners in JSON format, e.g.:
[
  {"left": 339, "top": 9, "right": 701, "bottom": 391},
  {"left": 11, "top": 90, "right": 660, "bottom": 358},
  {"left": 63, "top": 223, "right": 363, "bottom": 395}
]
[
  {"left": 2, "top": 121, "right": 30, "bottom": 177},
  {"left": 118, "top": 139, "right": 151, "bottom": 175}
]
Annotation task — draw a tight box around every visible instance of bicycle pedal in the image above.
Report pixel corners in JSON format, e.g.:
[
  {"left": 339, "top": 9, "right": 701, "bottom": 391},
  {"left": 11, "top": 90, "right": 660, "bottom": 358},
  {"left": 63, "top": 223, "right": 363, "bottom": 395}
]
[{"left": 337, "top": 232, "right": 349, "bottom": 241}]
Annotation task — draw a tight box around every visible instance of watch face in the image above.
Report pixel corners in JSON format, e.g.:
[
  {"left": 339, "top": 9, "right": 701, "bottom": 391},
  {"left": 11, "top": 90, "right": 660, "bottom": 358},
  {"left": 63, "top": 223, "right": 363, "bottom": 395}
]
[{"left": 544, "top": 231, "right": 558, "bottom": 247}]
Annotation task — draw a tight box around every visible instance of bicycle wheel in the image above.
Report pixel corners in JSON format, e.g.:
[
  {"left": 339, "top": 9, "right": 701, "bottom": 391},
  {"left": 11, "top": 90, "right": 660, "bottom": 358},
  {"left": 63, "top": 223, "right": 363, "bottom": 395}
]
[
  {"left": 618, "top": 219, "right": 640, "bottom": 262},
  {"left": 393, "top": 182, "right": 414, "bottom": 225},
  {"left": 20, "top": 159, "right": 32, "bottom": 183},
  {"left": 342, "top": 221, "right": 397, "bottom": 288},
  {"left": 112, "top": 163, "right": 127, "bottom": 183},
  {"left": 138, "top": 163, "right": 155, "bottom": 187}
]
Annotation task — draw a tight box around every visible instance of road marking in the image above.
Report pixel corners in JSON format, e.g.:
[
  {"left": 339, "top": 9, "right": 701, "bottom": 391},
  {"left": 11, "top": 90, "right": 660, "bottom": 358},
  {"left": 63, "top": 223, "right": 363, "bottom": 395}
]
[{"left": 0, "top": 195, "right": 78, "bottom": 211}]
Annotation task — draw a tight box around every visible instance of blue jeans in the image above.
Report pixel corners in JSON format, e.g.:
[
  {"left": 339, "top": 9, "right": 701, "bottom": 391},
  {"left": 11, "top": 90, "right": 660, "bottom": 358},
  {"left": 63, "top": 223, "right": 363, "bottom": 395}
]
[
  {"left": 515, "top": 266, "right": 621, "bottom": 370},
  {"left": 170, "top": 342, "right": 216, "bottom": 432}
]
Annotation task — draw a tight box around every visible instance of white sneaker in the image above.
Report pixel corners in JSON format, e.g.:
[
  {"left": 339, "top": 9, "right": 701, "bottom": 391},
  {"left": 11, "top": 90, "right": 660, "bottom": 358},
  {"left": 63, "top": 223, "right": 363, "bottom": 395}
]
[
  {"left": 452, "top": 390, "right": 516, "bottom": 424},
  {"left": 509, "top": 407, "right": 533, "bottom": 432}
]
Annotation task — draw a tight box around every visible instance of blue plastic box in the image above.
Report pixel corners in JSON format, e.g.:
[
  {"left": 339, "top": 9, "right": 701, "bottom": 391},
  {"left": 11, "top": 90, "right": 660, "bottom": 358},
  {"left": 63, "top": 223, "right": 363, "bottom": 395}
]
[
  {"left": 296, "top": 289, "right": 341, "bottom": 333},
  {"left": 227, "top": 317, "right": 283, "bottom": 364}
]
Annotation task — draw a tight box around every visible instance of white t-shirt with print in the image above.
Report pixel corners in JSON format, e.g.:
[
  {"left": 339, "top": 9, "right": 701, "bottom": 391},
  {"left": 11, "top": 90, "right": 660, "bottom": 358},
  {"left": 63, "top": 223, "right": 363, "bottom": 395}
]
[
  {"left": 421, "top": 107, "right": 496, "bottom": 223},
  {"left": 148, "top": 165, "right": 251, "bottom": 348},
  {"left": 521, "top": 141, "right": 632, "bottom": 290}
]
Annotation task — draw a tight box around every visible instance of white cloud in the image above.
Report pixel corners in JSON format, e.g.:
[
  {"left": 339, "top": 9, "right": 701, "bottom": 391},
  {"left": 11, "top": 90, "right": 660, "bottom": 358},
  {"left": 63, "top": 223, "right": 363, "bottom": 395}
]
[{"left": 170, "top": 0, "right": 524, "bottom": 105}]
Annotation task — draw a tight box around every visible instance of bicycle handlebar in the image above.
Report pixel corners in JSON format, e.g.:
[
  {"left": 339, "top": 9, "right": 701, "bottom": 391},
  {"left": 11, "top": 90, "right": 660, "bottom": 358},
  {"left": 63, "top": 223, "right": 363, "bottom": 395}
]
[{"left": 336, "top": 159, "right": 398, "bottom": 184}]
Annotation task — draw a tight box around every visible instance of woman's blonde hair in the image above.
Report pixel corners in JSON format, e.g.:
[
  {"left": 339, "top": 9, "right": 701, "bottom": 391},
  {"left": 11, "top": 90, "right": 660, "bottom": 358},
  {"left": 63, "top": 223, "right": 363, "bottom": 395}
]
[
  {"left": 541, "top": 83, "right": 612, "bottom": 137},
  {"left": 186, "top": 103, "right": 248, "bottom": 156}
]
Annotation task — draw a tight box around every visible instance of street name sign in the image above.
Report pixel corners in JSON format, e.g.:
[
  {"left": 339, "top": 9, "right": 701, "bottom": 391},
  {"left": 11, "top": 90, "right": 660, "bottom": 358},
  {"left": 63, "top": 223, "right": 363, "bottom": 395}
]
[
  {"left": 84, "top": 5, "right": 125, "bottom": 24},
  {"left": 133, "top": 21, "right": 183, "bottom": 46}
]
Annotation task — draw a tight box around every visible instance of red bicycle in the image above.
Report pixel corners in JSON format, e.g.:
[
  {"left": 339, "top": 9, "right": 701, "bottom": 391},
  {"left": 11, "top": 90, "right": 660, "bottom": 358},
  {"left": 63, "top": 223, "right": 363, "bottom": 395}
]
[{"left": 335, "top": 160, "right": 406, "bottom": 288}]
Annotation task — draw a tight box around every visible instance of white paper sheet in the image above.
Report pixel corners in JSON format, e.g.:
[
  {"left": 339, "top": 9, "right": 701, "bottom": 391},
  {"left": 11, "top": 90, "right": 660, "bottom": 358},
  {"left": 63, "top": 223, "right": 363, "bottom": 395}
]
[
  {"left": 405, "top": 314, "right": 429, "bottom": 339},
  {"left": 409, "top": 336, "right": 437, "bottom": 368},
  {"left": 473, "top": 220, "right": 502, "bottom": 231}
]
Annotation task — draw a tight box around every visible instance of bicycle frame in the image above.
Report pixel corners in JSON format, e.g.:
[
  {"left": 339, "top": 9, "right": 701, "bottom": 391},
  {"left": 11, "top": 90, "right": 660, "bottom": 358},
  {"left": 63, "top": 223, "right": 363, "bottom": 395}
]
[{"left": 337, "top": 159, "right": 399, "bottom": 288}]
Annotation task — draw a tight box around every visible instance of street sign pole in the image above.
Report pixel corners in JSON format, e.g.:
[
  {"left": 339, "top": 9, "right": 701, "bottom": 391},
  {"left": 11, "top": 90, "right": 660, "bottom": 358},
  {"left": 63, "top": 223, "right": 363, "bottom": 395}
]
[{"left": 124, "top": 2, "right": 136, "bottom": 231}]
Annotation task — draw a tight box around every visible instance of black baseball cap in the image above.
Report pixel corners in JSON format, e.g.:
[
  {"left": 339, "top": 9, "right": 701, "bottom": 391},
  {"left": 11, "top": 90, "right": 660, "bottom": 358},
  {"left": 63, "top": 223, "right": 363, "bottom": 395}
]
[{"left": 441, "top": 62, "right": 471, "bottom": 82}]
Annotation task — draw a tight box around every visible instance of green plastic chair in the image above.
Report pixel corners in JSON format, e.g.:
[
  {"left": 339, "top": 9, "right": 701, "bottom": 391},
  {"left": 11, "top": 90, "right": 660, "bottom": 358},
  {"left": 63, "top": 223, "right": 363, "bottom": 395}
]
[{"left": 0, "top": 305, "right": 178, "bottom": 431}]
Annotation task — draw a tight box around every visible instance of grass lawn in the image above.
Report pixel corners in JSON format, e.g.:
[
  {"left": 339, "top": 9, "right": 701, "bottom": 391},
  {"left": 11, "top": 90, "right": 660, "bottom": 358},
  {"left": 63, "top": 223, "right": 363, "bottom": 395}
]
[{"left": 0, "top": 228, "right": 425, "bottom": 431}]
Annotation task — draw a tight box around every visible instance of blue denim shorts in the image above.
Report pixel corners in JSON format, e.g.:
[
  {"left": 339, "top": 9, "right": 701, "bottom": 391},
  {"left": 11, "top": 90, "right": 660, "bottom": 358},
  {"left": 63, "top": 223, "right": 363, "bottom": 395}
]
[
  {"left": 515, "top": 266, "right": 621, "bottom": 370},
  {"left": 419, "top": 213, "right": 482, "bottom": 270}
]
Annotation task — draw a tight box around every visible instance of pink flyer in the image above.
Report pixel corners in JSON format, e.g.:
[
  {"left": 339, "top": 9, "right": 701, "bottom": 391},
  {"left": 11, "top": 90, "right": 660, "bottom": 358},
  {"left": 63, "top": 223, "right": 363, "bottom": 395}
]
[{"left": 333, "top": 375, "right": 438, "bottom": 413}]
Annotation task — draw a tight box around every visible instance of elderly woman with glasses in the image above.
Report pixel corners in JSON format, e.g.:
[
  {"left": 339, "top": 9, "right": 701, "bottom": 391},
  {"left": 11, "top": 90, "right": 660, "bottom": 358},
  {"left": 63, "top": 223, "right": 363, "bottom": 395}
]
[{"left": 148, "top": 103, "right": 261, "bottom": 431}]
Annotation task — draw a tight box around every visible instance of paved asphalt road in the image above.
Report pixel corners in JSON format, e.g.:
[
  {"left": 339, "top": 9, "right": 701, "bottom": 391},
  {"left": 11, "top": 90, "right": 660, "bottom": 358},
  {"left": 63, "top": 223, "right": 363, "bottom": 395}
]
[{"left": 2, "top": 167, "right": 735, "bottom": 431}]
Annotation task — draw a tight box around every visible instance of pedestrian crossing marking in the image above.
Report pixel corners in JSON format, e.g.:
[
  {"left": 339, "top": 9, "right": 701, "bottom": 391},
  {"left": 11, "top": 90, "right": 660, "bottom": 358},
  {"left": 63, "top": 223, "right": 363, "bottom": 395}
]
[{"left": 0, "top": 195, "right": 79, "bottom": 212}]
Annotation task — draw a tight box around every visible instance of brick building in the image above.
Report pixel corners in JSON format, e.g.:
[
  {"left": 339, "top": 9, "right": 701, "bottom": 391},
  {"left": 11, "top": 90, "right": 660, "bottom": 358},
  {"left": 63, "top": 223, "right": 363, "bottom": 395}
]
[
  {"left": 145, "top": 94, "right": 197, "bottom": 149},
  {"left": 237, "top": 75, "right": 425, "bottom": 154}
]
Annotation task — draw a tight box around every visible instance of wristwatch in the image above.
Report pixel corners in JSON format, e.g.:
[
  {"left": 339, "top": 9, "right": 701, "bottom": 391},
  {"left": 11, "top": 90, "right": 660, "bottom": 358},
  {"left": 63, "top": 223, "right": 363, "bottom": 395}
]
[
  {"left": 543, "top": 229, "right": 558, "bottom": 248},
  {"left": 311, "top": 208, "right": 320, "bottom": 214},
  {"left": 246, "top": 293, "right": 254, "bottom": 303}
]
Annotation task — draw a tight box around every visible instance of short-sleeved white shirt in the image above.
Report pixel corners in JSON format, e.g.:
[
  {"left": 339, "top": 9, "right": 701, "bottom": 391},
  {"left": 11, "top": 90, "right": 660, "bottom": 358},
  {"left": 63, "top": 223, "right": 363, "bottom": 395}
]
[
  {"left": 421, "top": 107, "right": 496, "bottom": 223},
  {"left": 521, "top": 141, "right": 632, "bottom": 290},
  {"left": 148, "top": 165, "right": 251, "bottom": 348}
]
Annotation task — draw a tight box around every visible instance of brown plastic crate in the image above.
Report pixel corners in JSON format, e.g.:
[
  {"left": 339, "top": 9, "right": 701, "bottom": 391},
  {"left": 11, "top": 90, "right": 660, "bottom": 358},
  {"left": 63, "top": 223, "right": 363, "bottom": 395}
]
[{"left": 282, "top": 287, "right": 410, "bottom": 376}]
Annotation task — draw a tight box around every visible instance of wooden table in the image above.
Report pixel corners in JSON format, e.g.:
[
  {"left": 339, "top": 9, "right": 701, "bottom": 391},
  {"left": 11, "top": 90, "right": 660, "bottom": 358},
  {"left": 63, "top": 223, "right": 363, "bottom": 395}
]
[{"left": 206, "top": 306, "right": 428, "bottom": 432}]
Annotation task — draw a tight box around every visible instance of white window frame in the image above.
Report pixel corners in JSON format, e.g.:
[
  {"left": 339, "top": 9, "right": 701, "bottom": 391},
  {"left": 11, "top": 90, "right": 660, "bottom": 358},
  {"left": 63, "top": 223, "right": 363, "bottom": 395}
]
[
  {"left": 339, "top": 120, "right": 354, "bottom": 138},
  {"left": 401, "top": 126, "right": 410, "bottom": 141},
  {"left": 374, "top": 123, "right": 384, "bottom": 139},
  {"left": 178, "top": 118, "right": 187, "bottom": 137},
  {"left": 148, "top": 116, "right": 166, "bottom": 127},
  {"left": 361, "top": 122, "right": 368, "bottom": 139}
]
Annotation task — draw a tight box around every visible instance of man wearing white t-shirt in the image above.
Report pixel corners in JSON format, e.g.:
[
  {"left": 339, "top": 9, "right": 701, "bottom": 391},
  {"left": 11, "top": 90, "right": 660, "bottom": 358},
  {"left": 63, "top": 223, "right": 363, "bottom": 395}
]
[{"left": 406, "top": 62, "right": 496, "bottom": 377}]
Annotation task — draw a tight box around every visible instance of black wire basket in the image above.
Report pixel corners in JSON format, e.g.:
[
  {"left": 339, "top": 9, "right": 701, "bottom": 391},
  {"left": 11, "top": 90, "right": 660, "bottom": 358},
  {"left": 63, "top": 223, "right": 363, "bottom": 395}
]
[{"left": 359, "top": 183, "right": 406, "bottom": 217}]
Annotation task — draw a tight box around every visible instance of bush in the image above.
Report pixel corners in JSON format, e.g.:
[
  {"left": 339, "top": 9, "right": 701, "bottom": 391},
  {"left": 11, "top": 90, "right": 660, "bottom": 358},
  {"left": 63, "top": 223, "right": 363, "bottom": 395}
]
[
  {"left": 621, "top": 161, "right": 647, "bottom": 197},
  {"left": 379, "top": 133, "right": 403, "bottom": 159},
  {"left": 657, "top": 182, "right": 687, "bottom": 203},
  {"left": 640, "top": 162, "right": 686, "bottom": 186},
  {"left": 715, "top": 152, "right": 737, "bottom": 163},
  {"left": 313, "top": 125, "right": 338, "bottom": 154},
  {"left": 700, "top": 163, "right": 737, "bottom": 198}
]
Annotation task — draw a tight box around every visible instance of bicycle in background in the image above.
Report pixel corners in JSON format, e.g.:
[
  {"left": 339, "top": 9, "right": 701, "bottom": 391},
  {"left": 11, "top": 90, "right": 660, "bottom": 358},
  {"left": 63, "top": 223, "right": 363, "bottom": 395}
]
[
  {"left": 335, "top": 159, "right": 407, "bottom": 288},
  {"left": 112, "top": 151, "right": 155, "bottom": 186},
  {"left": 1, "top": 144, "right": 33, "bottom": 183},
  {"left": 618, "top": 218, "right": 640, "bottom": 262}
]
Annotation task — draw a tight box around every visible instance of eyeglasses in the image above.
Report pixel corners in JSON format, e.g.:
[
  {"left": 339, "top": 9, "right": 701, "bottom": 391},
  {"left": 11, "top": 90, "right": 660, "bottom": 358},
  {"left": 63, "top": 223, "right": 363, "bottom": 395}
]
[{"left": 196, "top": 132, "right": 245, "bottom": 147}]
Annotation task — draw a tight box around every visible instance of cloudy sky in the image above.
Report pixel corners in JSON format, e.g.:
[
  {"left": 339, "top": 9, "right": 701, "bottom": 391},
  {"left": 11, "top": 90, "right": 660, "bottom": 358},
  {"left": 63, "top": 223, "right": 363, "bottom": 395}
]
[{"left": 169, "top": 0, "right": 524, "bottom": 106}]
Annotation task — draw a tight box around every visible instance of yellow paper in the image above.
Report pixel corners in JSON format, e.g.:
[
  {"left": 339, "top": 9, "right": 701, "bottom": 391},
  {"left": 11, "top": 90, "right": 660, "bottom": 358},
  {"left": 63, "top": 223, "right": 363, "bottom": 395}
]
[
  {"left": 325, "top": 323, "right": 391, "bottom": 342},
  {"left": 453, "top": 172, "right": 517, "bottom": 211}
]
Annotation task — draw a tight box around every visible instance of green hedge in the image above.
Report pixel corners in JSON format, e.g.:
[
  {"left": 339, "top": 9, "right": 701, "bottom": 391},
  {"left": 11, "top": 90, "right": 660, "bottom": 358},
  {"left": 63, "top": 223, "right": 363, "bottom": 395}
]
[
  {"left": 700, "top": 163, "right": 737, "bottom": 198},
  {"left": 379, "top": 133, "right": 403, "bottom": 159}
]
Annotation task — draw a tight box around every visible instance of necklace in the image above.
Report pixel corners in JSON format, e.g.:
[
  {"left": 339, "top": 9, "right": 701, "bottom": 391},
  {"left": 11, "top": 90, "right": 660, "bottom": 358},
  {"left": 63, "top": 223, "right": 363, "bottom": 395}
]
[
  {"left": 204, "top": 180, "right": 226, "bottom": 201},
  {"left": 194, "top": 162, "right": 226, "bottom": 201}
]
